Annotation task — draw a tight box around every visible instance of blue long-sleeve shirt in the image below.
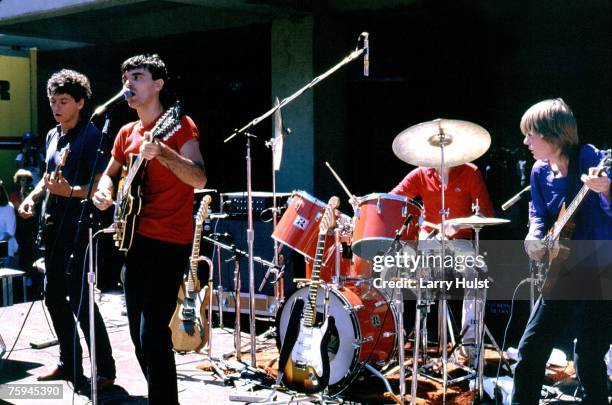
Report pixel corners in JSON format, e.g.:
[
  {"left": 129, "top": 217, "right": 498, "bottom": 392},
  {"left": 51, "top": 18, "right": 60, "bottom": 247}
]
[{"left": 527, "top": 144, "right": 611, "bottom": 241}]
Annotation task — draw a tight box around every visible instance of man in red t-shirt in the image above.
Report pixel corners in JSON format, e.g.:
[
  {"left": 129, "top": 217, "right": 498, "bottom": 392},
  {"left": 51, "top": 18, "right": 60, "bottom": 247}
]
[
  {"left": 391, "top": 163, "right": 494, "bottom": 358},
  {"left": 93, "top": 54, "right": 206, "bottom": 405}
]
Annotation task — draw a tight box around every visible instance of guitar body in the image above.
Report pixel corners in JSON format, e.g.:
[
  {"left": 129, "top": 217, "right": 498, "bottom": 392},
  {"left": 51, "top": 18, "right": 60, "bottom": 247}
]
[
  {"left": 170, "top": 283, "right": 210, "bottom": 352},
  {"left": 170, "top": 195, "right": 212, "bottom": 353},
  {"left": 536, "top": 150, "right": 610, "bottom": 295},
  {"left": 36, "top": 145, "right": 70, "bottom": 250},
  {"left": 113, "top": 161, "right": 144, "bottom": 252},
  {"left": 283, "top": 314, "right": 334, "bottom": 394}
]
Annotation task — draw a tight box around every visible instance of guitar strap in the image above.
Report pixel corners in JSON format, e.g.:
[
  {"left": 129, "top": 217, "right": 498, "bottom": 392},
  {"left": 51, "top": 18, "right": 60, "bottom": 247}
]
[{"left": 564, "top": 144, "right": 583, "bottom": 208}]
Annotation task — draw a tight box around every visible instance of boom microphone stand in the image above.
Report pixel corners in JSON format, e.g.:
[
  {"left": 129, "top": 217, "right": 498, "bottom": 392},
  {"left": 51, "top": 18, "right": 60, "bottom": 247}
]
[{"left": 223, "top": 33, "right": 369, "bottom": 367}]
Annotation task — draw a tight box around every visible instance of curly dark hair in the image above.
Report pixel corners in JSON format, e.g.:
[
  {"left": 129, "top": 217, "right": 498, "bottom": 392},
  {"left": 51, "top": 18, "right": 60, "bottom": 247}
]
[
  {"left": 121, "top": 54, "right": 168, "bottom": 82},
  {"left": 46, "top": 69, "right": 92, "bottom": 101}
]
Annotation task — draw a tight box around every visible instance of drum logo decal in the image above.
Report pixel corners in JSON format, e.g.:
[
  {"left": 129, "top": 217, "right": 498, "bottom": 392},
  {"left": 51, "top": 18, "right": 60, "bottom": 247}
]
[
  {"left": 293, "top": 215, "right": 309, "bottom": 230},
  {"left": 371, "top": 314, "right": 381, "bottom": 326}
]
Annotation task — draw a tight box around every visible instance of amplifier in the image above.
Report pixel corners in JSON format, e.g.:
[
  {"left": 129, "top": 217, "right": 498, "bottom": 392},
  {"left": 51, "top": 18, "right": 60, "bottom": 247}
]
[
  {"left": 220, "top": 191, "right": 291, "bottom": 219},
  {"left": 211, "top": 290, "right": 277, "bottom": 318}
]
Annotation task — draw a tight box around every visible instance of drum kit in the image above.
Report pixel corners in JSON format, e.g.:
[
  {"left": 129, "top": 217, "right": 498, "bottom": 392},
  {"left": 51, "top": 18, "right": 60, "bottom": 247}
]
[{"left": 272, "top": 118, "right": 511, "bottom": 404}]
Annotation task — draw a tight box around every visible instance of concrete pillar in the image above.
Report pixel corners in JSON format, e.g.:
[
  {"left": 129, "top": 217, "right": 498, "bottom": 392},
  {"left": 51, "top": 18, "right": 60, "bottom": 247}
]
[{"left": 271, "top": 16, "right": 314, "bottom": 194}]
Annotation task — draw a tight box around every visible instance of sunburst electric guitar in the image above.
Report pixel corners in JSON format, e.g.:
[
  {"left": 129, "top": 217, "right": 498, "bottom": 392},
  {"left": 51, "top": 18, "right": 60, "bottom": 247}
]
[
  {"left": 113, "top": 102, "right": 183, "bottom": 252},
  {"left": 280, "top": 196, "right": 339, "bottom": 394},
  {"left": 35, "top": 145, "right": 70, "bottom": 250},
  {"left": 170, "top": 195, "right": 212, "bottom": 352},
  {"left": 534, "top": 149, "right": 611, "bottom": 295}
]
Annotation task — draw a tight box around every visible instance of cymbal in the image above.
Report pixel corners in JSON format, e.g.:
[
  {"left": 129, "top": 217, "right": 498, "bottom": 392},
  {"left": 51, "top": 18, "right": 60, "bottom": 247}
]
[
  {"left": 447, "top": 214, "right": 510, "bottom": 228},
  {"left": 392, "top": 119, "right": 491, "bottom": 167}
]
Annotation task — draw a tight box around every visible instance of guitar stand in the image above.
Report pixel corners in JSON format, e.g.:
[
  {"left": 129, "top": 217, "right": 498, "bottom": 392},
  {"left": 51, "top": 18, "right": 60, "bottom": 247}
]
[{"left": 193, "top": 255, "right": 229, "bottom": 383}]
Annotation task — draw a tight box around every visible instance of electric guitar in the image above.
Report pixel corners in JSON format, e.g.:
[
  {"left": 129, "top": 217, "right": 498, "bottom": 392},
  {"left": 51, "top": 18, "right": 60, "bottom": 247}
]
[
  {"left": 535, "top": 150, "right": 611, "bottom": 295},
  {"left": 113, "top": 102, "right": 183, "bottom": 252},
  {"left": 35, "top": 145, "right": 70, "bottom": 250},
  {"left": 280, "top": 196, "right": 339, "bottom": 394},
  {"left": 170, "top": 195, "right": 212, "bottom": 353}
]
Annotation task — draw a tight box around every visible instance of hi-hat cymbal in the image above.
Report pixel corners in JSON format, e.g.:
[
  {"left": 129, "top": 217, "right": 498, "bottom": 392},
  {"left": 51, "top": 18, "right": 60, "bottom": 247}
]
[
  {"left": 447, "top": 214, "right": 510, "bottom": 228},
  {"left": 392, "top": 119, "right": 491, "bottom": 167}
]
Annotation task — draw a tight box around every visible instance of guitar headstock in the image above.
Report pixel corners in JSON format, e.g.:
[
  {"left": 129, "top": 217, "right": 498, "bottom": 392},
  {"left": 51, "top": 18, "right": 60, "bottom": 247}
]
[
  {"left": 152, "top": 101, "right": 183, "bottom": 142},
  {"left": 318, "top": 196, "right": 339, "bottom": 235},
  {"left": 195, "top": 195, "right": 212, "bottom": 226}
]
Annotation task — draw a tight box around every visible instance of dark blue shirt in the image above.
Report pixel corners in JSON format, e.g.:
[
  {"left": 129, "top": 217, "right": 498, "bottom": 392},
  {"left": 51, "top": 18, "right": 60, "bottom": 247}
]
[
  {"left": 45, "top": 121, "right": 109, "bottom": 221},
  {"left": 527, "top": 144, "right": 611, "bottom": 241}
]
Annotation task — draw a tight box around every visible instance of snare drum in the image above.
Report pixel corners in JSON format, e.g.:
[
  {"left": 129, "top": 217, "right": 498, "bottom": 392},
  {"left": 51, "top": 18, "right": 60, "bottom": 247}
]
[
  {"left": 272, "top": 191, "right": 350, "bottom": 260},
  {"left": 352, "top": 193, "right": 422, "bottom": 259},
  {"left": 277, "top": 282, "right": 397, "bottom": 394}
]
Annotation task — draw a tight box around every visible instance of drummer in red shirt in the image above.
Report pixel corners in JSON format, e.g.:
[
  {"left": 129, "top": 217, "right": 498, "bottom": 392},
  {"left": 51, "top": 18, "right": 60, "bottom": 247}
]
[{"left": 391, "top": 163, "right": 494, "bottom": 357}]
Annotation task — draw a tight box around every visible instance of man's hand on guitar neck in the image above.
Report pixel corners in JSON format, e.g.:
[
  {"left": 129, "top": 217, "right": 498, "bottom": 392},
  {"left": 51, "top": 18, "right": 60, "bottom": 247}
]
[
  {"left": 140, "top": 131, "right": 162, "bottom": 161},
  {"left": 581, "top": 167, "right": 611, "bottom": 200}
]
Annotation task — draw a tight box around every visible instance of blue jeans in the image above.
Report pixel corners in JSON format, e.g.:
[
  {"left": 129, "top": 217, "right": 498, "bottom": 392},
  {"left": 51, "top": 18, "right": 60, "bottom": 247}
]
[{"left": 512, "top": 298, "right": 610, "bottom": 404}]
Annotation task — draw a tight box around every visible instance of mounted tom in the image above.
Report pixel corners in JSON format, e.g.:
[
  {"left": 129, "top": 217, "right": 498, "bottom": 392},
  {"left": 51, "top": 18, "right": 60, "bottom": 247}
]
[{"left": 113, "top": 102, "right": 183, "bottom": 252}]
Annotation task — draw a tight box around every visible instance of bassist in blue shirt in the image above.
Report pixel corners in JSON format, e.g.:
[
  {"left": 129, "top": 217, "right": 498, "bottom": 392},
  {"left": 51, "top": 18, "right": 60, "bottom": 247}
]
[{"left": 512, "top": 98, "right": 611, "bottom": 404}]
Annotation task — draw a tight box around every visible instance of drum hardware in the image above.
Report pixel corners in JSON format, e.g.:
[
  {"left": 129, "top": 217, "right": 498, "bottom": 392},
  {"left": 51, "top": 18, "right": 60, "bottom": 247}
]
[{"left": 393, "top": 118, "right": 492, "bottom": 404}]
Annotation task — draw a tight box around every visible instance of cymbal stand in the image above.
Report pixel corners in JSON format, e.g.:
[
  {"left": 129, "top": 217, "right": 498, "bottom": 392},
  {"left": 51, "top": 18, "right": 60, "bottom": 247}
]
[{"left": 436, "top": 124, "right": 450, "bottom": 403}]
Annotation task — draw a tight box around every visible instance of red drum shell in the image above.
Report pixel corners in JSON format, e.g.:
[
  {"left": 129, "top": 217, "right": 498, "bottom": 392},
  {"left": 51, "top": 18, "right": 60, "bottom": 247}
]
[
  {"left": 352, "top": 193, "right": 422, "bottom": 259},
  {"left": 276, "top": 282, "right": 396, "bottom": 393}
]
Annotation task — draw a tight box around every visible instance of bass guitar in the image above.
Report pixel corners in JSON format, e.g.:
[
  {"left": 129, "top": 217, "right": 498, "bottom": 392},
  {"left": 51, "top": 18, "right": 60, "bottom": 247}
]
[
  {"left": 113, "top": 102, "right": 183, "bottom": 252},
  {"left": 35, "top": 145, "right": 70, "bottom": 250},
  {"left": 279, "top": 196, "right": 339, "bottom": 394},
  {"left": 170, "top": 195, "right": 212, "bottom": 353},
  {"left": 535, "top": 149, "right": 611, "bottom": 295}
]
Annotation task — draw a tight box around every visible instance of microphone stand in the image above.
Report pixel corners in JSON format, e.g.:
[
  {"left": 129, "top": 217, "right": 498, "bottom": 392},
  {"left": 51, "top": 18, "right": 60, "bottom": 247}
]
[
  {"left": 66, "top": 111, "right": 113, "bottom": 405},
  {"left": 222, "top": 34, "right": 368, "bottom": 368}
]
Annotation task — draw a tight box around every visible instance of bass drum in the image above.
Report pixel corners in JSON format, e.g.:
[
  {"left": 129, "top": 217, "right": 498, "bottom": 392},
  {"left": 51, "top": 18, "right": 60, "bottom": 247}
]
[{"left": 277, "top": 282, "right": 397, "bottom": 394}]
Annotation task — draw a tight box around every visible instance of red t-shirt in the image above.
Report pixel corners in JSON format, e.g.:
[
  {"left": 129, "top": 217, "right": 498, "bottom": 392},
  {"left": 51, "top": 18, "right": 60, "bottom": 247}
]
[
  {"left": 112, "top": 114, "right": 200, "bottom": 245},
  {"left": 391, "top": 164, "right": 494, "bottom": 239}
]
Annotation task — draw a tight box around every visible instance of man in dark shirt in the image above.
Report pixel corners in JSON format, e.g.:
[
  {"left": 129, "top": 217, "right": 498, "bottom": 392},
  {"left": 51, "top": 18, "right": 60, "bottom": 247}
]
[{"left": 18, "top": 69, "right": 116, "bottom": 394}]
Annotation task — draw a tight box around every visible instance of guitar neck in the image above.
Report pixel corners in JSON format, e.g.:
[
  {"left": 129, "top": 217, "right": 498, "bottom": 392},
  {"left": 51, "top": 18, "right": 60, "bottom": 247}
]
[
  {"left": 547, "top": 183, "right": 591, "bottom": 242},
  {"left": 303, "top": 233, "right": 326, "bottom": 327},
  {"left": 186, "top": 221, "right": 203, "bottom": 294}
]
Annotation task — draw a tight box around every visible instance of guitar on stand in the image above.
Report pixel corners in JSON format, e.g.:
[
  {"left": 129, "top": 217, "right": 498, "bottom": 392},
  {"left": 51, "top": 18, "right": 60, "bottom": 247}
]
[
  {"left": 277, "top": 196, "right": 339, "bottom": 394},
  {"left": 113, "top": 102, "right": 183, "bottom": 252},
  {"left": 35, "top": 145, "right": 70, "bottom": 250},
  {"left": 533, "top": 150, "right": 611, "bottom": 296},
  {"left": 170, "top": 195, "right": 212, "bottom": 352}
]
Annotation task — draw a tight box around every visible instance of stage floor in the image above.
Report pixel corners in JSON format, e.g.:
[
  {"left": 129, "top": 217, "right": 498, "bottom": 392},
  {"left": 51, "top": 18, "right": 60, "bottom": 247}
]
[{"left": 0, "top": 292, "right": 603, "bottom": 404}]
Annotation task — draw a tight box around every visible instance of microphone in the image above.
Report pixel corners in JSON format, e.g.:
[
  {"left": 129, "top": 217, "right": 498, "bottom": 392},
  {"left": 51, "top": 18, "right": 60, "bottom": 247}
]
[
  {"left": 394, "top": 214, "right": 413, "bottom": 242},
  {"left": 92, "top": 88, "right": 133, "bottom": 117},
  {"left": 501, "top": 185, "right": 531, "bottom": 211},
  {"left": 361, "top": 32, "right": 369, "bottom": 77}
]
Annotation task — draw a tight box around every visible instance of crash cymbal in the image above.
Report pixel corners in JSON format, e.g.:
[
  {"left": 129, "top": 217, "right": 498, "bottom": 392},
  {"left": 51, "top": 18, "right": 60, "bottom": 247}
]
[
  {"left": 447, "top": 214, "right": 510, "bottom": 228},
  {"left": 392, "top": 119, "right": 491, "bottom": 167}
]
